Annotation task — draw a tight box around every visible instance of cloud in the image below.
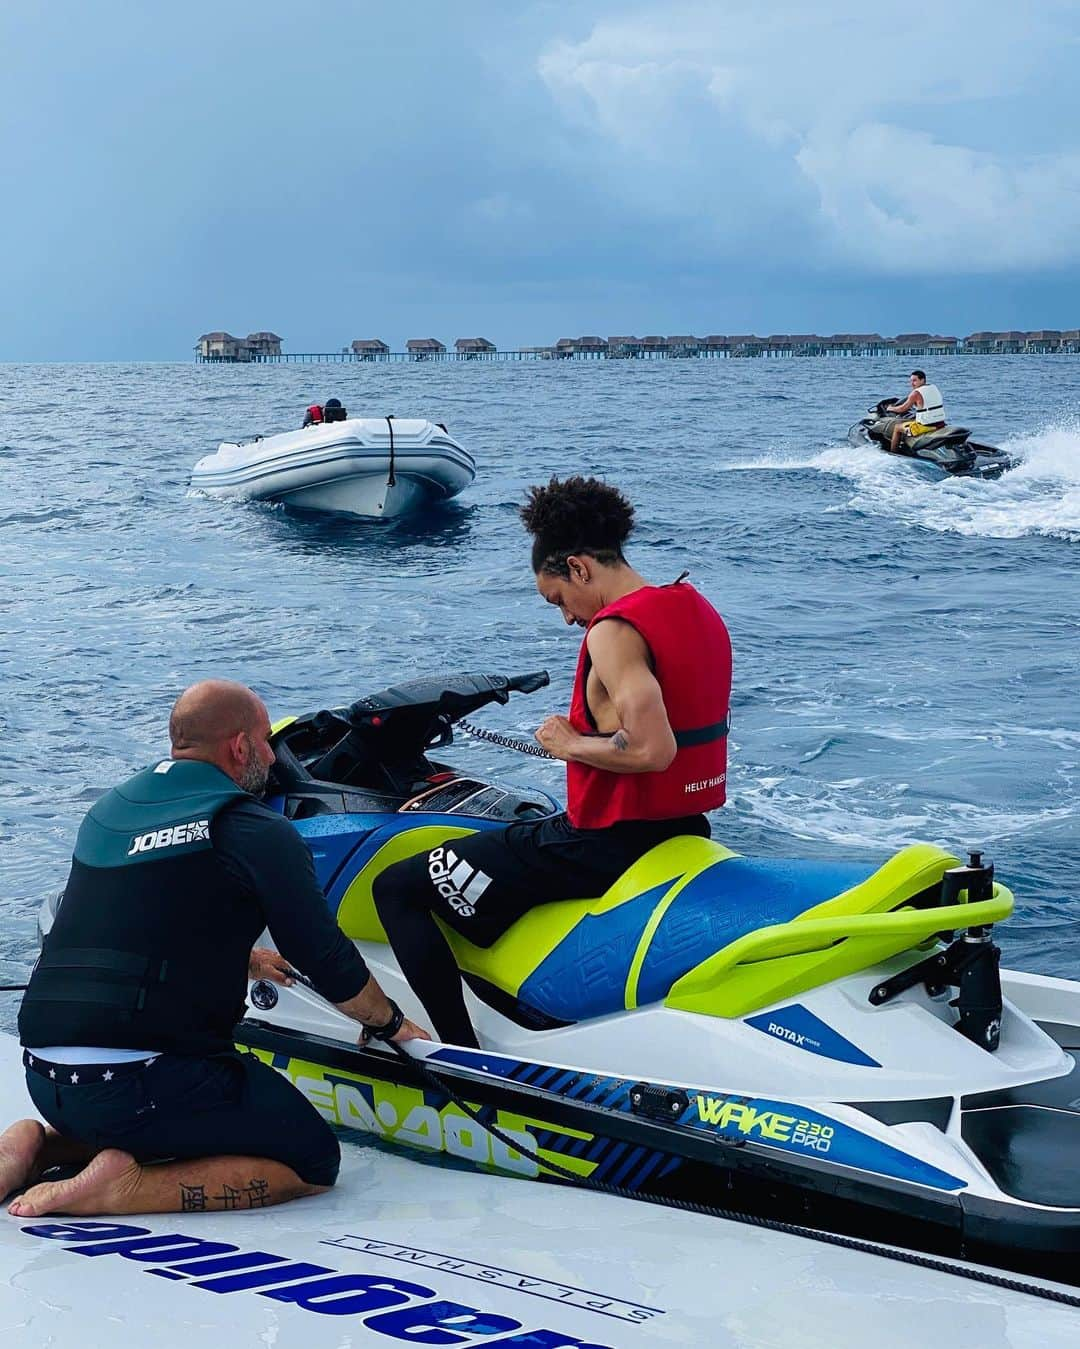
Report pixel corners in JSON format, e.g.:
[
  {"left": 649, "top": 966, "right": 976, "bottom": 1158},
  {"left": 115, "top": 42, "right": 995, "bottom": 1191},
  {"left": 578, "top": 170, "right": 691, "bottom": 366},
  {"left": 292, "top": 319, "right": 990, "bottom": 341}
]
[
  {"left": 799, "top": 124, "right": 1080, "bottom": 271},
  {"left": 538, "top": 2, "right": 1080, "bottom": 273}
]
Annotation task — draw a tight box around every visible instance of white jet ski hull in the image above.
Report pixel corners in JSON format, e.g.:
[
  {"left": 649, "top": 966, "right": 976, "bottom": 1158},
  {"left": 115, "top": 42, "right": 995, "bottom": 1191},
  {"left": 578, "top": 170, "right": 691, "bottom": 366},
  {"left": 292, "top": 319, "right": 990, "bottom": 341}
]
[{"left": 0, "top": 1032, "right": 1076, "bottom": 1348}]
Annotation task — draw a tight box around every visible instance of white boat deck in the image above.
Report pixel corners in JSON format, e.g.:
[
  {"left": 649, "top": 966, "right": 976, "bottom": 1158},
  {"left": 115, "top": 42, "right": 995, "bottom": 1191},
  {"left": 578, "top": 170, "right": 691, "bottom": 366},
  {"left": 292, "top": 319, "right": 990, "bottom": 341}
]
[{"left": 0, "top": 1033, "right": 1075, "bottom": 1346}]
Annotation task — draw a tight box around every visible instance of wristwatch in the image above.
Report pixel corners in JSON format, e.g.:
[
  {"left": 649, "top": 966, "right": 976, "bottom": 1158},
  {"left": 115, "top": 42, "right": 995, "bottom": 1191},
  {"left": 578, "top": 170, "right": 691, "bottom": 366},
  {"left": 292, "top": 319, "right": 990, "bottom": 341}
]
[{"left": 363, "top": 999, "right": 405, "bottom": 1042}]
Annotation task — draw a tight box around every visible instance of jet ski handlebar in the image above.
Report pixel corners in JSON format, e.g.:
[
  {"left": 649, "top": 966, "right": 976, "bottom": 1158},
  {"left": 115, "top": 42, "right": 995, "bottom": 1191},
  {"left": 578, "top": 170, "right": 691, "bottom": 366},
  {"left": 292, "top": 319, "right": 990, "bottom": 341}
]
[
  {"left": 273, "top": 671, "right": 552, "bottom": 793},
  {"left": 345, "top": 670, "right": 550, "bottom": 728}
]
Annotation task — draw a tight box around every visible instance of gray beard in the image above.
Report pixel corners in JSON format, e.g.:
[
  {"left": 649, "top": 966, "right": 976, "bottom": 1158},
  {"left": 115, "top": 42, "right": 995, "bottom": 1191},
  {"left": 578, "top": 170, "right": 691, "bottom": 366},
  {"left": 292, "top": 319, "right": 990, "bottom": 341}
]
[{"left": 237, "top": 755, "right": 269, "bottom": 796}]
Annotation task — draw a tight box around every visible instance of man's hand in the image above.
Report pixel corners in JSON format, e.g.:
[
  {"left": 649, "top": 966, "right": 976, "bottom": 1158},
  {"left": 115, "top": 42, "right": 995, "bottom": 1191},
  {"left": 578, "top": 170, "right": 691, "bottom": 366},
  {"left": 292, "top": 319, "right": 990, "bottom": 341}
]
[
  {"left": 535, "top": 714, "right": 581, "bottom": 761},
  {"left": 248, "top": 947, "right": 295, "bottom": 986},
  {"left": 361, "top": 1016, "right": 431, "bottom": 1046},
  {"left": 336, "top": 976, "right": 432, "bottom": 1044}
]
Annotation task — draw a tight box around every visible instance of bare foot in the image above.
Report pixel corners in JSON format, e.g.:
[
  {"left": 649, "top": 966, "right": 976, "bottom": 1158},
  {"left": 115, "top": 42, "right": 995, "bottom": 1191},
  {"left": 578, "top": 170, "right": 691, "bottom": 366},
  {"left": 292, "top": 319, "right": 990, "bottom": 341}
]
[
  {"left": 9, "top": 1149, "right": 140, "bottom": 1217},
  {"left": 0, "top": 1120, "right": 45, "bottom": 1200}
]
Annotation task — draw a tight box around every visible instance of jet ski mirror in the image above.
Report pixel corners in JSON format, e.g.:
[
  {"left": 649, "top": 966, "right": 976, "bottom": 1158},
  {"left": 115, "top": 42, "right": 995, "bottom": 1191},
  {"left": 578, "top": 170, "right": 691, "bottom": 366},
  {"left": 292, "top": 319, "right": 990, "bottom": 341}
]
[{"left": 505, "top": 670, "right": 551, "bottom": 696}]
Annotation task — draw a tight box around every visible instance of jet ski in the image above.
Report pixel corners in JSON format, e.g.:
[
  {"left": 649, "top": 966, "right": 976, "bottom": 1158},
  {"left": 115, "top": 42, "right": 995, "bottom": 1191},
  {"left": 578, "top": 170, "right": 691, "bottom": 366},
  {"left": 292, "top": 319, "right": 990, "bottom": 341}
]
[
  {"left": 190, "top": 417, "right": 475, "bottom": 519},
  {"left": 849, "top": 399, "right": 1015, "bottom": 479},
  {"left": 37, "top": 669, "right": 1080, "bottom": 1284}
]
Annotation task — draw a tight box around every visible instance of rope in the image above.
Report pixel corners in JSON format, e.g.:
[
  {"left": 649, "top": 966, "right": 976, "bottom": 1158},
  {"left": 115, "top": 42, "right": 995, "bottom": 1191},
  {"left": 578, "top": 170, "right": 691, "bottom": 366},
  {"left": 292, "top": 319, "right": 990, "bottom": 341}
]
[
  {"left": 385, "top": 415, "right": 396, "bottom": 488},
  {"left": 457, "top": 718, "right": 555, "bottom": 760},
  {"left": 0, "top": 984, "right": 27, "bottom": 992},
  {"left": 391, "top": 1042, "right": 1080, "bottom": 1310}
]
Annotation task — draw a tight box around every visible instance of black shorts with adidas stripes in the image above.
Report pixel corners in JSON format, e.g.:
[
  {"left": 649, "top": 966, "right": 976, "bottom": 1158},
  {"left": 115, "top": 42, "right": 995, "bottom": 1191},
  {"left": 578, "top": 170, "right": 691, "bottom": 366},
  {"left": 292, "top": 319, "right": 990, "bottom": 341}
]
[{"left": 388, "top": 810, "right": 710, "bottom": 948}]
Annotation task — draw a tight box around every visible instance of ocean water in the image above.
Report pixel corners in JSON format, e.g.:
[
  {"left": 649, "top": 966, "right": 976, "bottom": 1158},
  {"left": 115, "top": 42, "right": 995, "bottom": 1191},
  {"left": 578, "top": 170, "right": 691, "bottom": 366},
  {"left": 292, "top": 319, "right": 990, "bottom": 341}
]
[{"left": 1, "top": 356, "right": 1078, "bottom": 1023}]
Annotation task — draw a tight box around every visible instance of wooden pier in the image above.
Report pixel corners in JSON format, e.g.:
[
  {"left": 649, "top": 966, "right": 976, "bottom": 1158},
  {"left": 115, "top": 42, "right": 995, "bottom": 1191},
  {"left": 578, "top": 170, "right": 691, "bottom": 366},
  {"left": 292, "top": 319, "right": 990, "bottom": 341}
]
[{"left": 195, "top": 330, "right": 1080, "bottom": 363}]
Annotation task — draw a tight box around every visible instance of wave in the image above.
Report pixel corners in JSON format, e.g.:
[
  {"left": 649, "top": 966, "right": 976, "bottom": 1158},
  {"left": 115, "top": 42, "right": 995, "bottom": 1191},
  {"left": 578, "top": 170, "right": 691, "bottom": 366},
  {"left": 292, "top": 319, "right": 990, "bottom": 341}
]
[
  {"left": 732, "top": 774, "right": 1078, "bottom": 852},
  {"left": 725, "top": 419, "right": 1080, "bottom": 541}
]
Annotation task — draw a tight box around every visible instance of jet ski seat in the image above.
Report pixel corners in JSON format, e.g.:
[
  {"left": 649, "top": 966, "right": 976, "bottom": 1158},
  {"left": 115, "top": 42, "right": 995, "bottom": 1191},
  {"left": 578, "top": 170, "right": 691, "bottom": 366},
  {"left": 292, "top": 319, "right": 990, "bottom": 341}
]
[{"left": 335, "top": 828, "right": 1014, "bottom": 1025}]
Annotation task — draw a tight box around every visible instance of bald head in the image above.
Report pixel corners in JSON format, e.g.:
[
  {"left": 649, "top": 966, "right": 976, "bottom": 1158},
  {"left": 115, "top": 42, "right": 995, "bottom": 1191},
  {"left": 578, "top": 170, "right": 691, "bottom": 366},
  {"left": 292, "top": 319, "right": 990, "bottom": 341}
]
[
  {"left": 170, "top": 680, "right": 265, "bottom": 751},
  {"left": 169, "top": 681, "right": 275, "bottom": 793}
]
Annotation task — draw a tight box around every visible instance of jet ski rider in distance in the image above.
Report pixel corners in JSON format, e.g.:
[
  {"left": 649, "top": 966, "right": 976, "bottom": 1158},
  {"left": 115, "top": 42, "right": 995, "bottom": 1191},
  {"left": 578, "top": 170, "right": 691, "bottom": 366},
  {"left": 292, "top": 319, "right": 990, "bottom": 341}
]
[
  {"left": 373, "top": 476, "right": 733, "bottom": 1047},
  {"left": 884, "top": 370, "right": 946, "bottom": 453}
]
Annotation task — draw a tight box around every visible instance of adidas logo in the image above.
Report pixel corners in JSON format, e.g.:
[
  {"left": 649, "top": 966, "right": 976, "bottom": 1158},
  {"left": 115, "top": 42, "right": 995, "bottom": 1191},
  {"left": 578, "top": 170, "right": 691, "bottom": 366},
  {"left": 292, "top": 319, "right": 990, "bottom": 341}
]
[{"left": 427, "top": 845, "right": 492, "bottom": 918}]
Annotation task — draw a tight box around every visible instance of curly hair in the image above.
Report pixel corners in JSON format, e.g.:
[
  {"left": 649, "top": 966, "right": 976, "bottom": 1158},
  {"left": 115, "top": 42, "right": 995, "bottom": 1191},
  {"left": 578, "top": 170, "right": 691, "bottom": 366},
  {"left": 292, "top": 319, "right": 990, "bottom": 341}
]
[{"left": 520, "top": 476, "right": 635, "bottom": 576}]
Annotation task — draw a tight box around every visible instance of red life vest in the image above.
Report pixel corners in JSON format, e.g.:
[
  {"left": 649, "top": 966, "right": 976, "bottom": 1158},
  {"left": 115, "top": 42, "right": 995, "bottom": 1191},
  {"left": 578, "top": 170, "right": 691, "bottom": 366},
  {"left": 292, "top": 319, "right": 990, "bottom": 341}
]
[
  {"left": 306, "top": 403, "right": 324, "bottom": 424},
  {"left": 566, "top": 580, "right": 732, "bottom": 829}
]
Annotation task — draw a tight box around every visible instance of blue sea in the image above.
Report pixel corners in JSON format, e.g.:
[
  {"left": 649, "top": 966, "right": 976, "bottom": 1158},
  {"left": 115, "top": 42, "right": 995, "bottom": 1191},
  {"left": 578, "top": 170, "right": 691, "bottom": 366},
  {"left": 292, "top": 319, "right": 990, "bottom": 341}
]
[{"left": 1, "top": 356, "right": 1078, "bottom": 1022}]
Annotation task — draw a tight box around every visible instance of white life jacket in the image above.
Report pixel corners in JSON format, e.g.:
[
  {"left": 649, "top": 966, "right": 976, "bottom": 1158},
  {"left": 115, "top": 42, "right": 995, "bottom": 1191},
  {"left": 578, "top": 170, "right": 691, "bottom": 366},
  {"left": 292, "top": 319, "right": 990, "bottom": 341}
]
[{"left": 914, "top": 384, "right": 946, "bottom": 425}]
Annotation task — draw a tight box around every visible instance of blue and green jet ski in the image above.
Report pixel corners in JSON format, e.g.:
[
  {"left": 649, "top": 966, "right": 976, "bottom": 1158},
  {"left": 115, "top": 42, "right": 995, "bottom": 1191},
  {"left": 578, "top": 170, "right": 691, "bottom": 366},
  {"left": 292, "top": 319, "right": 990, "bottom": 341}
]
[{"left": 231, "top": 670, "right": 1079, "bottom": 1283}]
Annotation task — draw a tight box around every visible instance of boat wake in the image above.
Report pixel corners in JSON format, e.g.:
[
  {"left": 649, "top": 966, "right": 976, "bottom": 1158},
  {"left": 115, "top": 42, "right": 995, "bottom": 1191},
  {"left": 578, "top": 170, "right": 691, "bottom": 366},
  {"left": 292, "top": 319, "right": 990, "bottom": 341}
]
[{"left": 728, "top": 420, "right": 1080, "bottom": 541}]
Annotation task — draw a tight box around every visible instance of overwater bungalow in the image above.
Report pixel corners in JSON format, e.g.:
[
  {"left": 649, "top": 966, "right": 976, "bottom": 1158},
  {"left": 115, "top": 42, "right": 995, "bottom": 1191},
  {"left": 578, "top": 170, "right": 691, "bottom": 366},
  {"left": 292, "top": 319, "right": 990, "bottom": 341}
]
[
  {"left": 575, "top": 336, "right": 608, "bottom": 357},
  {"left": 667, "top": 336, "right": 702, "bottom": 357},
  {"left": 963, "top": 331, "right": 998, "bottom": 355},
  {"left": 1024, "top": 330, "right": 1061, "bottom": 353},
  {"left": 351, "top": 339, "right": 390, "bottom": 360},
  {"left": 406, "top": 338, "right": 447, "bottom": 360},
  {"left": 245, "top": 332, "right": 282, "bottom": 360},
  {"left": 196, "top": 331, "right": 244, "bottom": 361},
  {"left": 893, "top": 333, "right": 933, "bottom": 355},
  {"left": 455, "top": 337, "right": 497, "bottom": 359},
  {"left": 608, "top": 336, "right": 644, "bottom": 358}
]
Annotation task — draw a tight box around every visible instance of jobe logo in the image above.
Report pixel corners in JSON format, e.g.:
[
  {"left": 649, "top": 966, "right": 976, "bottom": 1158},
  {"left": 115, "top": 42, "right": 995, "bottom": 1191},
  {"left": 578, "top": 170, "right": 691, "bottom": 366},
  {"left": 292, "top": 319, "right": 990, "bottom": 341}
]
[
  {"left": 127, "top": 819, "right": 210, "bottom": 855},
  {"left": 20, "top": 1223, "right": 613, "bottom": 1347}
]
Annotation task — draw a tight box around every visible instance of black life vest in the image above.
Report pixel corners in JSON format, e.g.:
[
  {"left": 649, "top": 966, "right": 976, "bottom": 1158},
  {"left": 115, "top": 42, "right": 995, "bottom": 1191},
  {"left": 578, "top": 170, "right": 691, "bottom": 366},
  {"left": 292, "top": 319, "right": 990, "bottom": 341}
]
[{"left": 19, "top": 760, "right": 255, "bottom": 1055}]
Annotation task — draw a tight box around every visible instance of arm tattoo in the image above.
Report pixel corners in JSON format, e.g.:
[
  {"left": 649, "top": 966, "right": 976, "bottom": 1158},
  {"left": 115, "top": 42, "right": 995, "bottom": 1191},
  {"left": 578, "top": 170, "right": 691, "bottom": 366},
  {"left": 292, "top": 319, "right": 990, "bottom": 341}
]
[
  {"left": 245, "top": 1178, "right": 271, "bottom": 1208},
  {"left": 213, "top": 1183, "right": 243, "bottom": 1211},
  {"left": 612, "top": 730, "right": 630, "bottom": 752},
  {"left": 180, "top": 1183, "right": 207, "bottom": 1212}
]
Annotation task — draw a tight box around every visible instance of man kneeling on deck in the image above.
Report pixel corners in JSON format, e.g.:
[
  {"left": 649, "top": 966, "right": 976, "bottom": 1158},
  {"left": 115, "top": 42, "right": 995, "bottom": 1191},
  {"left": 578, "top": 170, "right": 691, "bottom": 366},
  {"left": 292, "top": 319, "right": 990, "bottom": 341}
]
[{"left": 0, "top": 680, "right": 427, "bottom": 1218}]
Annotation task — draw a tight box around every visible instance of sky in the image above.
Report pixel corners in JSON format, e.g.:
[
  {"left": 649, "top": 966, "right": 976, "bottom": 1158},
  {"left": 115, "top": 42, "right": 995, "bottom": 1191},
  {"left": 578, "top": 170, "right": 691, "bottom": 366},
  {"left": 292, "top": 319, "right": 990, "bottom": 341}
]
[{"left": 2, "top": 0, "right": 1080, "bottom": 359}]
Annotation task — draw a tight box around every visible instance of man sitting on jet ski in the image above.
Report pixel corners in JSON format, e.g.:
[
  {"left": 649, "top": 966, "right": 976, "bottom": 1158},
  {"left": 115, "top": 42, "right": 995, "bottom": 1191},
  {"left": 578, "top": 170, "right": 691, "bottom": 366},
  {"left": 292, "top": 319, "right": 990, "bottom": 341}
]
[
  {"left": 373, "top": 476, "right": 733, "bottom": 1047},
  {"left": 883, "top": 370, "right": 947, "bottom": 452}
]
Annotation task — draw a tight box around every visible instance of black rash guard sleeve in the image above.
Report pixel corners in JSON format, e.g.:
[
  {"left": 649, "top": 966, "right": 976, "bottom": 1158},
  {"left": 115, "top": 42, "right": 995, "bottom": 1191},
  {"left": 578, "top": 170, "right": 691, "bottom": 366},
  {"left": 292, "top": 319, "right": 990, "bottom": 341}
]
[{"left": 213, "top": 799, "right": 370, "bottom": 1004}]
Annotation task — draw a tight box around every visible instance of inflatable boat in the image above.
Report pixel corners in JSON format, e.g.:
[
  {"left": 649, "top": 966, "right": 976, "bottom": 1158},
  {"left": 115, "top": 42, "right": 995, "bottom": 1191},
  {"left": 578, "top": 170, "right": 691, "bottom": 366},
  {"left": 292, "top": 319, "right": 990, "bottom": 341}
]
[{"left": 190, "top": 418, "right": 475, "bottom": 519}]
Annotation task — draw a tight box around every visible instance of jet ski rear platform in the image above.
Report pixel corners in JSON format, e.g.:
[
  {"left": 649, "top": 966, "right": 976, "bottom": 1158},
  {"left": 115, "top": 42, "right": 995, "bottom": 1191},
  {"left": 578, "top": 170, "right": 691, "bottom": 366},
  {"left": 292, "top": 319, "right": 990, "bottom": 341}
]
[{"left": 1, "top": 1031, "right": 1077, "bottom": 1347}]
